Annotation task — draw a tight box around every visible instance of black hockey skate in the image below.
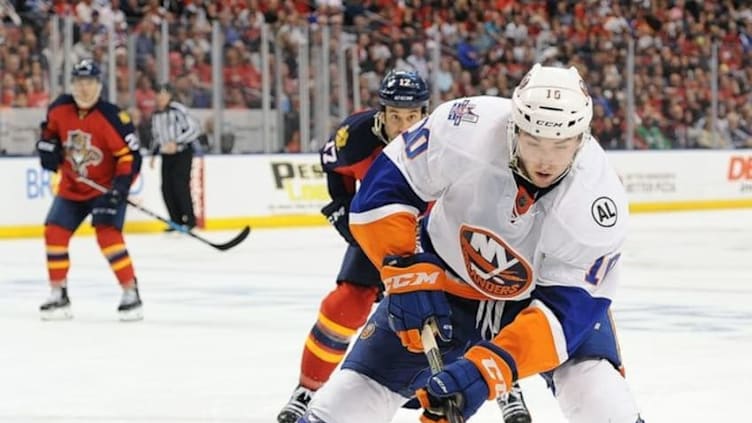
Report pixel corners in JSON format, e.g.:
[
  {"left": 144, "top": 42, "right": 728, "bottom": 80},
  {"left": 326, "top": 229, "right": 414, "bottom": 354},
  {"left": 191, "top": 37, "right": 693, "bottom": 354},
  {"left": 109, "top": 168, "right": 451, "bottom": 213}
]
[
  {"left": 118, "top": 283, "right": 143, "bottom": 321},
  {"left": 498, "top": 382, "right": 532, "bottom": 423},
  {"left": 40, "top": 286, "right": 72, "bottom": 320},
  {"left": 277, "top": 385, "right": 314, "bottom": 423}
]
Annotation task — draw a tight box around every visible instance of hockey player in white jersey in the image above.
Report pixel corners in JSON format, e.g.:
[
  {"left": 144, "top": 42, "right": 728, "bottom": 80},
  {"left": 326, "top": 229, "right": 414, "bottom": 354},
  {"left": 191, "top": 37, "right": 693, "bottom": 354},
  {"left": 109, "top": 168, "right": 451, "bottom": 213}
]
[{"left": 299, "top": 63, "right": 644, "bottom": 423}]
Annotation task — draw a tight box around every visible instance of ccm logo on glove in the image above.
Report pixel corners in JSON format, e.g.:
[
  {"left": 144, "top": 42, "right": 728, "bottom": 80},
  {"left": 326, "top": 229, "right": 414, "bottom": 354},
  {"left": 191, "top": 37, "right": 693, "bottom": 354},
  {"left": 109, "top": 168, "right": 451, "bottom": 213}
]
[
  {"left": 321, "top": 198, "right": 357, "bottom": 245},
  {"left": 326, "top": 204, "right": 346, "bottom": 224},
  {"left": 383, "top": 271, "right": 441, "bottom": 292}
]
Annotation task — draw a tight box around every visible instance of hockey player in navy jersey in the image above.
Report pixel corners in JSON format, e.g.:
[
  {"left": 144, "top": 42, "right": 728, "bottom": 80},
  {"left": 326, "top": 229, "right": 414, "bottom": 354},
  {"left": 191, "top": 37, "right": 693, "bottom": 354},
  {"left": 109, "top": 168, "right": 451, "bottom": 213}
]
[
  {"left": 276, "top": 70, "right": 430, "bottom": 423},
  {"left": 301, "top": 64, "right": 644, "bottom": 423}
]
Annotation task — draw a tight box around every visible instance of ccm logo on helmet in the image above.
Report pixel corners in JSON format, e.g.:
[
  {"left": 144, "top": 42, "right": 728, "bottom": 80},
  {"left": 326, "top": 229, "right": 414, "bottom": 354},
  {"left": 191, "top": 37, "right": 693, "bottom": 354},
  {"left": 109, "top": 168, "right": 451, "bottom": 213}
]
[{"left": 536, "top": 120, "right": 564, "bottom": 128}]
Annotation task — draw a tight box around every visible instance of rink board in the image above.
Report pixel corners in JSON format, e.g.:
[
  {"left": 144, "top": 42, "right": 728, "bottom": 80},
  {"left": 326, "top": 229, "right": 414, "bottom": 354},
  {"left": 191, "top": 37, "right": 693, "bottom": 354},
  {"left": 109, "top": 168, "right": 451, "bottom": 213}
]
[{"left": 2, "top": 149, "right": 752, "bottom": 238}]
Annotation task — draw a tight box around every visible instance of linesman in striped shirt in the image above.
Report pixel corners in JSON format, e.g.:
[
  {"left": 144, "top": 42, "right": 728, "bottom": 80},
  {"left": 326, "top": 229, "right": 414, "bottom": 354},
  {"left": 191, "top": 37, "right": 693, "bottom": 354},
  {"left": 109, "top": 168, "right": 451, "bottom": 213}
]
[{"left": 149, "top": 83, "right": 201, "bottom": 230}]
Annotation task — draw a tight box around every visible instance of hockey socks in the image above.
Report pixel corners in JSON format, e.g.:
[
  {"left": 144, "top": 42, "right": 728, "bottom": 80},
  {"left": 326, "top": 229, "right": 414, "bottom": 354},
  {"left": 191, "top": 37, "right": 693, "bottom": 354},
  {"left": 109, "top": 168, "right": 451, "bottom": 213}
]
[
  {"left": 300, "top": 283, "right": 378, "bottom": 389},
  {"left": 95, "top": 225, "right": 136, "bottom": 286},
  {"left": 44, "top": 224, "right": 73, "bottom": 283}
]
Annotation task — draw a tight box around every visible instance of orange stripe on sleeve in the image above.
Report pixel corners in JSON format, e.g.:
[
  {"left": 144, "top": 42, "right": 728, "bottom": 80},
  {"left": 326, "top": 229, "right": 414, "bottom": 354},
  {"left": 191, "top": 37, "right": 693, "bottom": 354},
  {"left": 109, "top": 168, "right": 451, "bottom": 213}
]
[
  {"left": 350, "top": 211, "right": 418, "bottom": 270},
  {"left": 492, "top": 306, "right": 564, "bottom": 379},
  {"left": 115, "top": 152, "right": 136, "bottom": 177},
  {"left": 113, "top": 146, "right": 131, "bottom": 157}
]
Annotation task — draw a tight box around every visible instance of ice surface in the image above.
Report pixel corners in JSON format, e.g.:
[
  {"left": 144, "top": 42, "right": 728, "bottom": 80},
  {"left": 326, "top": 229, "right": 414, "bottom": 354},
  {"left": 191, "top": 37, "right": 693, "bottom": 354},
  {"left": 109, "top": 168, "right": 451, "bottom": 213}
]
[{"left": 1, "top": 209, "right": 751, "bottom": 422}]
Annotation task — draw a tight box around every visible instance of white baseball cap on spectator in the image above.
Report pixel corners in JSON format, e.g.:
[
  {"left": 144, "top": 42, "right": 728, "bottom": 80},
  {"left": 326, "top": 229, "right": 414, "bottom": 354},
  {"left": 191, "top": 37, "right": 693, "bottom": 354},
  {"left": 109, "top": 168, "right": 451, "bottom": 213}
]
[{"left": 316, "top": 0, "right": 343, "bottom": 8}]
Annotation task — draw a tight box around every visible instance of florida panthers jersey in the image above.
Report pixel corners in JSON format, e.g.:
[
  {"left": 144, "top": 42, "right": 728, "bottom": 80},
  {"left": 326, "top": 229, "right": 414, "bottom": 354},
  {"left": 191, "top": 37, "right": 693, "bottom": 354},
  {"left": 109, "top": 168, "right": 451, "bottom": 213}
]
[
  {"left": 43, "top": 95, "right": 141, "bottom": 201},
  {"left": 319, "top": 109, "right": 386, "bottom": 200},
  {"left": 349, "top": 96, "right": 628, "bottom": 379}
]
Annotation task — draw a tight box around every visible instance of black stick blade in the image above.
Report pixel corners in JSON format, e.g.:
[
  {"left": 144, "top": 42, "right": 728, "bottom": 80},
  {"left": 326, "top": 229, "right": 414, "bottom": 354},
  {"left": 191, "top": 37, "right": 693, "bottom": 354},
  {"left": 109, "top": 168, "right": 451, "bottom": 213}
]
[{"left": 206, "top": 226, "right": 251, "bottom": 251}]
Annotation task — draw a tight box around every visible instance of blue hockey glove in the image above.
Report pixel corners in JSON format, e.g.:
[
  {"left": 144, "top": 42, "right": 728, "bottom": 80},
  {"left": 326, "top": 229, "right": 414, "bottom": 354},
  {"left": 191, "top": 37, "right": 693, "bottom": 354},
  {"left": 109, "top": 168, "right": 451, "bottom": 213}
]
[
  {"left": 417, "top": 357, "right": 488, "bottom": 420},
  {"left": 381, "top": 253, "right": 452, "bottom": 352},
  {"left": 36, "top": 139, "right": 63, "bottom": 171},
  {"left": 417, "top": 340, "right": 518, "bottom": 420},
  {"left": 321, "top": 197, "right": 356, "bottom": 245},
  {"left": 103, "top": 175, "right": 132, "bottom": 206}
]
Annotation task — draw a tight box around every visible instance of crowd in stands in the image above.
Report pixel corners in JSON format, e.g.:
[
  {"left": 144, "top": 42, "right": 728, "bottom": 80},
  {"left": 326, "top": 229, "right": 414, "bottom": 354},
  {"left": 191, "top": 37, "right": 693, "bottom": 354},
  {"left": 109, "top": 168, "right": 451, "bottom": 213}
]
[{"left": 1, "top": 0, "right": 751, "bottom": 151}]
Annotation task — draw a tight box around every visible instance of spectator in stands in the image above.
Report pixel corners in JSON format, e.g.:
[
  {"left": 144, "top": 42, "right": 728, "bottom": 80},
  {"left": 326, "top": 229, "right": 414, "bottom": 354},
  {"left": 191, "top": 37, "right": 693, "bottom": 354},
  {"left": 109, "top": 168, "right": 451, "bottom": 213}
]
[
  {"left": 435, "top": 56, "right": 454, "bottom": 93},
  {"left": 74, "top": 0, "right": 96, "bottom": 23},
  {"left": 27, "top": 75, "right": 50, "bottom": 108},
  {"left": 636, "top": 114, "right": 672, "bottom": 150},
  {"left": 406, "top": 42, "right": 429, "bottom": 80},
  {"left": 71, "top": 26, "right": 95, "bottom": 64},
  {"left": 135, "top": 74, "right": 157, "bottom": 121},
  {"left": 134, "top": 18, "right": 157, "bottom": 68},
  {"left": 691, "top": 111, "right": 733, "bottom": 149},
  {"left": 728, "top": 112, "right": 752, "bottom": 148},
  {"left": 2, "top": 74, "right": 16, "bottom": 106},
  {"left": 1, "top": 0, "right": 751, "bottom": 152},
  {"left": 13, "top": 89, "right": 29, "bottom": 107}
]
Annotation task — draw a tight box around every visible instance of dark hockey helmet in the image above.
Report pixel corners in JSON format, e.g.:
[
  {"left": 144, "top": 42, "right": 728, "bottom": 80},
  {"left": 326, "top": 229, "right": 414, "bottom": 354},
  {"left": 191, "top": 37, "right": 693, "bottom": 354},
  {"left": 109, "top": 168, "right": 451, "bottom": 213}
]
[
  {"left": 378, "top": 70, "right": 429, "bottom": 110},
  {"left": 71, "top": 59, "right": 102, "bottom": 79}
]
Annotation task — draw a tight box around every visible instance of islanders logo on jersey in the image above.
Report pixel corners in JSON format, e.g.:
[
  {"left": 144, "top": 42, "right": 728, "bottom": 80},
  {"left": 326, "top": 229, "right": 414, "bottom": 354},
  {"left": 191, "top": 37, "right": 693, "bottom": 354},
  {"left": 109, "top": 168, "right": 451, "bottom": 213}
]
[
  {"left": 459, "top": 224, "right": 533, "bottom": 299},
  {"left": 65, "top": 129, "right": 102, "bottom": 177}
]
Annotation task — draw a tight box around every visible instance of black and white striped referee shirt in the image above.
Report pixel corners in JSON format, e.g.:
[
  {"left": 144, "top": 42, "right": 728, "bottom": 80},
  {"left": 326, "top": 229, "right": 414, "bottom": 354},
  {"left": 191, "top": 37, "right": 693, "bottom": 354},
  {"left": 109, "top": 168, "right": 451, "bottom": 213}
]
[{"left": 150, "top": 101, "right": 201, "bottom": 154}]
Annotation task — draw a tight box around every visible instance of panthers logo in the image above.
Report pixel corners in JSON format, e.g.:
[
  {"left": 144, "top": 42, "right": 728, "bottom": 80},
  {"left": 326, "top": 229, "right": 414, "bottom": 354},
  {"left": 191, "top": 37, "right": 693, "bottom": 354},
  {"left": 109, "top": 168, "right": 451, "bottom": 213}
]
[
  {"left": 334, "top": 125, "right": 349, "bottom": 150},
  {"left": 65, "top": 130, "right": 102, "bottom": 177},
  {"left": 459, "top": 224, "right": 533, "bottom": 299}
]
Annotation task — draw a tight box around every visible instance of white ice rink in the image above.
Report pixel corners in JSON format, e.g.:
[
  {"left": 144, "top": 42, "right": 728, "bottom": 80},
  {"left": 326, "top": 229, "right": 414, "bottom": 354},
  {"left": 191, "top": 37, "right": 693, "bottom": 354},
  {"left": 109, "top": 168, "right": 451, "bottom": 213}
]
[{"left": 1, "top": 209, "right": 751, "bottom": 423}]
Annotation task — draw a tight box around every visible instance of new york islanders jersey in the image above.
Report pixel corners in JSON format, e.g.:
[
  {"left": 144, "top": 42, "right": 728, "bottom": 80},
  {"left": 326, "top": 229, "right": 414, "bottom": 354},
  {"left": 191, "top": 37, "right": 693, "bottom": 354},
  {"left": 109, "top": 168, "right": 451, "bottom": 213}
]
[
  {"left": 43, "top": 95, "right": 141, "bottom": 201},
  {"left": 320, "top": 109, "right": 386, "bottom": 200},
  {"left": 349, "top": 96, "right": 628, "bottom": 379}
]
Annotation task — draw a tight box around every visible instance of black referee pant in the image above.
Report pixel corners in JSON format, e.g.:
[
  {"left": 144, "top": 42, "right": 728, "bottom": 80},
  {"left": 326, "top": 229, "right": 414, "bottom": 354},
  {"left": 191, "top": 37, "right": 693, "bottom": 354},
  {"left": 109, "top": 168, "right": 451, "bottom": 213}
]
[{"left": 161, "top": 147, "right": 196, "bottom": 228}]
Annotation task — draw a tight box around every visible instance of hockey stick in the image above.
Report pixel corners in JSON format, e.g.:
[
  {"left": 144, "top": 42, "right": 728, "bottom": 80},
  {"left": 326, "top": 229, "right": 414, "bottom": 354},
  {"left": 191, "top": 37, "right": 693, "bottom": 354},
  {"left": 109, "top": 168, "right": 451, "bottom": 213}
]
[
  {"left": 71, "top": 172, "right": 250, "bottom": 251},
  {"left": 421, "top": 319, "right": 465, "bottom": 423}
]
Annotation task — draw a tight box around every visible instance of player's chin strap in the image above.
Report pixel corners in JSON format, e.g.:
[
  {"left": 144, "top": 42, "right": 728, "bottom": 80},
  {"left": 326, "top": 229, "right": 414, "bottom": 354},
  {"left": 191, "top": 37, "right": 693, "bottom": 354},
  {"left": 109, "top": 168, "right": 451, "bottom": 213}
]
[{"left": 371, "top": 111, "right": 390, "bottom": 145}]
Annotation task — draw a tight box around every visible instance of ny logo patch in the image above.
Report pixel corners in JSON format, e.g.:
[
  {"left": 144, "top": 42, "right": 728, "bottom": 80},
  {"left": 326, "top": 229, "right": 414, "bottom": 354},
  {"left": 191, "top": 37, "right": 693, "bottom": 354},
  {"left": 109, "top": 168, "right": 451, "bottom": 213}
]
[{"left": 459, "top": 224, "right": 533, "bottom": 299}]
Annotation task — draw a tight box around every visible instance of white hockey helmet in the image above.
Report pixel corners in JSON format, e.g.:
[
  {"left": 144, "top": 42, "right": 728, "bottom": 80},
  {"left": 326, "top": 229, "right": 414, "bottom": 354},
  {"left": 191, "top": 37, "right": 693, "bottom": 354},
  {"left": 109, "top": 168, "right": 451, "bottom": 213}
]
[{"left": 509, "top": 63, "right": 593, "bottom": 140}]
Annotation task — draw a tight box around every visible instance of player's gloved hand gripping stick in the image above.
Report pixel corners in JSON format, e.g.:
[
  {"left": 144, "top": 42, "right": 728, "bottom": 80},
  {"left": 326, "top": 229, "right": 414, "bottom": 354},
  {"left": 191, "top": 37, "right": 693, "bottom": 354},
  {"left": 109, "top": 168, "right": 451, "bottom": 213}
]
[{"left": 418, "top": 319, "right": 464, "bottom": 423}]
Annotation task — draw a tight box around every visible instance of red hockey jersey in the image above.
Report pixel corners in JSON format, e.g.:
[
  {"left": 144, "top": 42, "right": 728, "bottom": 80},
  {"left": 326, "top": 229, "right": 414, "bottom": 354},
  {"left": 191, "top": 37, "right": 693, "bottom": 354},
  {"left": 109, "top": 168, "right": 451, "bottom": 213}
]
[{"left": 43, "top": 95, "right": 141, "bottom": 201}]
